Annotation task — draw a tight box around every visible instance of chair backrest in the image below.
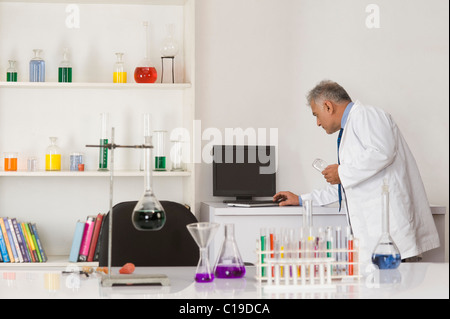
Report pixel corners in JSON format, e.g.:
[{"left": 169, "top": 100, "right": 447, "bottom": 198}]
[{"left": 98, "top": 201, "right": 199, "bottom": 267}]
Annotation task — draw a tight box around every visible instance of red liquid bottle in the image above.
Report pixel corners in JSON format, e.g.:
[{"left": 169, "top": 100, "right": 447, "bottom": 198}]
[
  {"left": 135, "top": 21, "right": 158, "bottom": 84},
  {"left": 134, "top": 67, "right": 157, "bottom": 83}
]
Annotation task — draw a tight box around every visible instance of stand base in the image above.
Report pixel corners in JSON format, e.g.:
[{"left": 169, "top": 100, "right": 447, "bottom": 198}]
[{"left": 101, "top": 274, "right": 170, "bottom": 287}]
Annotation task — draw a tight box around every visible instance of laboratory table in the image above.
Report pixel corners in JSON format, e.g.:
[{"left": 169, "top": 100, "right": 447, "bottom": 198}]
[{"left": 1, "top": 263, "right": 448, "bottom": 301}]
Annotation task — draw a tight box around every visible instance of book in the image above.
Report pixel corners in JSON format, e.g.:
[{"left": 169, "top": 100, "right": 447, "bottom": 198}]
[
  {"left": 31, "top": 223, "right": 47, "bottom": 262},
  {"left": 78, "top": 216, "right": 95, "bottom": 262},
  {"left": 0, "top": 218, "right": 15, "bottom": 262},
  {"left": 0, "top": 217, "right": 47, "bottom": 263},
  {"left": 69, "top": 221, "right": 85, "bottom": 263},
  {"left": 87, "top": 214, "right": 104, "bottom": 262},
  {"left": 0, "top": 225, "right": 10, "bottom": 262}
]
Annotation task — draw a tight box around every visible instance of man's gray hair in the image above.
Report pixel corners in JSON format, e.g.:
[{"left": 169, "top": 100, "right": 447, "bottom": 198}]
[{"left": 307, "top": 80, "right": 352, "bottom": 106}]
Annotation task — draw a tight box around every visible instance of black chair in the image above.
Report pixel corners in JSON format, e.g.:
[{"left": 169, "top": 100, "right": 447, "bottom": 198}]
[{"left": 98, "top": 201, "right": 199, "bottom": 267}]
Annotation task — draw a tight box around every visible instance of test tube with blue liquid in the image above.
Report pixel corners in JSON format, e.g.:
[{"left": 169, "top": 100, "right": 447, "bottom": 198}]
[{"left": 29, "top": 49, "right": 45, "bottom": 82}]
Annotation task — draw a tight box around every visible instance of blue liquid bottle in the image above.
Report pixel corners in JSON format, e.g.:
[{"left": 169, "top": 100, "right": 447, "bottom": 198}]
[
  {"left": 30, "top": 49, "right": 45, "bottom": 82},
  {"left": 371, "top": 180, "right": 401, "bottom": 269}
]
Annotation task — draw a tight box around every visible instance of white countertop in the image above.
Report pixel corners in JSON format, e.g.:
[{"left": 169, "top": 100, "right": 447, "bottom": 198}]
[{"left": 1, "top": 263, "right": 448, "bottom": 301}]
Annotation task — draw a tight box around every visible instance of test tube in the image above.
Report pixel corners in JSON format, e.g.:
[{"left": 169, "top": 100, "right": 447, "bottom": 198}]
[
  {"left": 336, "top": 226, "right": 342, "bottom": 275},
  {"left": 326, "top": 227, "right": 333, "bottom": 275},
  {"left": 268, "top": 228, "right": 275, "bottom": 278},
  {"left": 98, "top": 113, "right": 109, "bottom": 171},
  {"left": 347, "top": 226, "right": 354, "bottom": 276},
  {"left": 260, "top": 228, "right": 267, "bottom": 277}
]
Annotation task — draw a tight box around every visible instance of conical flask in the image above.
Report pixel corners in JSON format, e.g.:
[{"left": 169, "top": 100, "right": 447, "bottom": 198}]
[
  {"left": 371, "top": 180, "right": 401, "bottom": 269},
  {"left": 213, "top": 224, "right": 246, "bottom": 278},
  {"left": 131, "top": 117, "right": 166, "bottom": 231},
  {"left": 186, "top": 222, "right": 219, "bottom": 283}
]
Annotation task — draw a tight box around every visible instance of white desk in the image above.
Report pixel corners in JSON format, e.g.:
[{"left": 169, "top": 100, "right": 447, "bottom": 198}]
[
  {"left": 0, "top": 264, "right": 448, "bottom": 300},
  {"left": 200, "top": 202, "right": 446, "bottom": 264}
]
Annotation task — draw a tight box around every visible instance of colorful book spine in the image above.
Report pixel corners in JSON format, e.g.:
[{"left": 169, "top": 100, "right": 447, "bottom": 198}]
[
  {"left": 12, "top": 218, "right": 30, "bottom": 263},
  {"left": 87, "top": 214, "right": 104, "bottom": 262},
  {"left": 0, "top": 218, "right": 14, "bottom": 262},
  {"left": 0, "top": 225, "right": 10, "bottom": 262},
  {"left": 78, "top": 216, "right": 95, "bottom": 262},
  {"left": 69, "top": 221, "right": 85, "bottom": 263},
  {"left": 31, "top": 223, "right": 47, "bottom": 262},
  {"left": 0, "top": 218, "right": 47, "bottom": 263}
]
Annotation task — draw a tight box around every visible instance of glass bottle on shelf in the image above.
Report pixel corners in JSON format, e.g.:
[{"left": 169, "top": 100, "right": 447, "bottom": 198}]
[
  {"left": 7, "top": 60, "right": 18, "bottom": 82},
  {"left": 58, "top": 48, "right": 72, "bottom": 83},
  {"left": 45, "top": 137, "right": 61, "bottom": 171},
  {"left": 113, "top": 53, "right": 127, "bottom": 83},
  {"left": 371, "top": 180, "right": 402, "bottom": 269},
  {"left": 30, "top": 49, "right": 45, "bottom": 82},
  {"left": 214, "top": 223, "right": 246, "bottom": 279},
  {"left": 134, "top": 21, "right": 157, "bottom": 83}
]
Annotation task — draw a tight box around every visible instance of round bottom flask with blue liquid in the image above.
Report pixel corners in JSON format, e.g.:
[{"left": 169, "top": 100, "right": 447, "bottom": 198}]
[{"left": 371, "top": 181, "right": 401, "bottom": 269}]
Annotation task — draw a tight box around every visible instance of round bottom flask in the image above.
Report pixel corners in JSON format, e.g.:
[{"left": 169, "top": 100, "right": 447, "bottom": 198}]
[
  {"left": 371, "top": 181, "right": 401, "bottom": 269},
  {"left": 131, "top": 133, "right": 166, "bottom": 231}
]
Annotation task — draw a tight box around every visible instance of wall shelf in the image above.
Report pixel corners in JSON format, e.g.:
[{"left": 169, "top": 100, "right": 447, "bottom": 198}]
[
  {"left": 0, "top": 170, "right": 191, "bottom": 177},
  {"left": 0, "top": 0, "right": 196, "bottom": 265},
  {"left": 0, "top": 82, "right": 192, "bottom": 90}
]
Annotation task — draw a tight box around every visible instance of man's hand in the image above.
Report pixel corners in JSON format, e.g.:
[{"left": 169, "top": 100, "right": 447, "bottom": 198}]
[
  {"left": 322, "top": 164, "right": 341, "bottom": 185},
  {"left": 273, "top": 191, "right": 300, "bottom": 206}
]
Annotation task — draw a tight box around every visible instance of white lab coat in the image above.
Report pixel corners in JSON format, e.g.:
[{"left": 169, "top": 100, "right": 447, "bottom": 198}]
[{"left": 301, "top": 100, "right": 440, "bottom": 262}]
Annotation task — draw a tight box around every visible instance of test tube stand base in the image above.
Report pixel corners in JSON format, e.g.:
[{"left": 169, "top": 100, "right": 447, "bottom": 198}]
[{"left": 101, "top": 273, "right": 170, "bottom": 287}]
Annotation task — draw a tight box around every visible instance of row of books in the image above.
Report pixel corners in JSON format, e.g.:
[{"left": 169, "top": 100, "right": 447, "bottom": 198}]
[
  {"left": 69, "top": 213, "right": 106, "bottom": 263},
  {"left": 0, "top": 217, "right": 47, "bottom": 263}
]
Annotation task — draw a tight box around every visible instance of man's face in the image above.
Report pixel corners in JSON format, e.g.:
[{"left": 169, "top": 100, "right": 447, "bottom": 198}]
[{"left": 310, "top": 100, "right": 340, "bottom": 135}]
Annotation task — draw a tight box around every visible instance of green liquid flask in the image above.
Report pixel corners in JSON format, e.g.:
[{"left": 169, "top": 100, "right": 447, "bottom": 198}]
[
  {"left": 58, "top": 48, "right": 72, "bottom": 83},
  {"left": 98, "top": 113, "right": 109, "bottom": 171},
  {"left": 7, "top": 60, "right": 18, "bottom": 82}
]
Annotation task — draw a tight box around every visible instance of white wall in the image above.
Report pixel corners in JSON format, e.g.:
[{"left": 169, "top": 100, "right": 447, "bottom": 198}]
[{"left": 195, "top": 0, "right": 449, "bottom": 260}]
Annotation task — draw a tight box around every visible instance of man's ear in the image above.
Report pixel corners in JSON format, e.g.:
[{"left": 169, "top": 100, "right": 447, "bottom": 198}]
[{"left": 323, "top": 100, "right": 335, "bottom": 114}]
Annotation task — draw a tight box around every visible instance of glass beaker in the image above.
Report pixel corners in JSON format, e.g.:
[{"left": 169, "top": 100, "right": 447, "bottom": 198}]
[
  {"left": 170, "top": 139, "right": 183, "bottom": 171},
  {"left": 153, "top": 130, "right": 167, "bottom": 171},
  {"left": 186, "top": 222, "right": 220, "bottom": 283},
  {"left": 214, "top": 224, "right": 246, "bottom": 279},
  {"left": 113, "top": 53, "right": 127, "bottom": 83},
  {"left": 98, "top": 113, "right": 109, "bottom": 171},
  {"left": 45, "top": 137, "right": 61, "bottom": 171},
  {"left": 7, "top": 60, "right": 18, "bottom": 82},
  {"left": 372, "top": 180, "right": 402, "bottom": 269},
  {"left": 134, "top": 21, "right": 157, "bottom": 83},
  {"left": 58, "top": 48, "right": 72, "bottom": 83},
  {"left": 30, "top": 49, "right": 45, "bottom": 82},
  {"left": 312, "top": 158, "right": 328, "bottom": 172},
  {"left": 4, "top": 152, "right": 18, "bottom": 171},
  {"left": 132, "top": 117, "right": 166, "bottom": 231}
]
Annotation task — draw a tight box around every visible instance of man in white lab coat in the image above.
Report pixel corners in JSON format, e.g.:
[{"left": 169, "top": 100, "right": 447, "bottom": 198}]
[{"left": 274, "top": 80, "right": 440, "bottom": 263}]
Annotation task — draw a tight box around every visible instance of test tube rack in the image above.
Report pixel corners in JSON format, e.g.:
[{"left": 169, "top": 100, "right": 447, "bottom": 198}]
[{"left": 255, "top": 233, "right": 361, "bottom": 291}]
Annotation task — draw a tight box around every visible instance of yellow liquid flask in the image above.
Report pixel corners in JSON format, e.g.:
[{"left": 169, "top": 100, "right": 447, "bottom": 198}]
[
  {"left": 113, "top": 52, "right": 127, "bottom": 83},
  {"left": 45, "top": 137, "right": 61, "bottom": 171}
]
